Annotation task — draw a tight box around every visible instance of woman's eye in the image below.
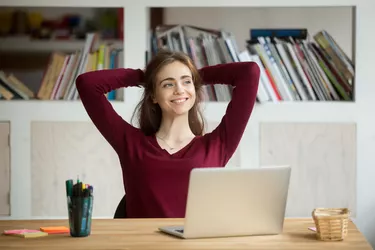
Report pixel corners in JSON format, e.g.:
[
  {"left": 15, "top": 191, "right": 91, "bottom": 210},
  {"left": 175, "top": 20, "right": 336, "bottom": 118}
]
[
  {"left": 163, "top": 83, "right": 173, "bottom": 88},
  {"left": 184, "top": 81, "right": 192, "bottom": 84}
]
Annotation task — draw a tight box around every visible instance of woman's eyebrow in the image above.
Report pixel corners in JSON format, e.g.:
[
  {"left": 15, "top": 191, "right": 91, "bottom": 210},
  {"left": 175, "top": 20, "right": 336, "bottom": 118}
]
[{"left": 160, "top": 75, "right": 192, "bottom": 84}]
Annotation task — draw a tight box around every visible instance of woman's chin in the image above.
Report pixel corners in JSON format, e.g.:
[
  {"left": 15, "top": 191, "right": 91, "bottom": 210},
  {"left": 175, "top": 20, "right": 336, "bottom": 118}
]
[
  {"left": 165, "top": 106, "right": 191, "bottom": 117},
  {"left": 171, "top": 109, "right": 190, "bottom": 116},
  {"left": 162, "top": 102, "right": 192, "bottom": 116}
]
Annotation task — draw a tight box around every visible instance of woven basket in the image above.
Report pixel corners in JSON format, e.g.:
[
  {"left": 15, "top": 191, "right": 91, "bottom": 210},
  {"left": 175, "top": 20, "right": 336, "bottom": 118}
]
[{"left": 312, "top": 208, "right": 350, "bottom": 241}]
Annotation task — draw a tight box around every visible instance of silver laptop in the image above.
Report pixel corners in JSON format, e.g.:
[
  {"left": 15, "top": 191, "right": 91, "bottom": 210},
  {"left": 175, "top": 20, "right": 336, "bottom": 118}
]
[{"left": 158, "top": 165, "right": 291, "bottom": 239}]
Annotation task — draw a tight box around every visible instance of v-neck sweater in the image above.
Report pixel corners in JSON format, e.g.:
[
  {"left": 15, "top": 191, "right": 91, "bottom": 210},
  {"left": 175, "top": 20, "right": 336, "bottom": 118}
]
[{"left": 76, "top": 62, "right": 260, "bottom": 218}]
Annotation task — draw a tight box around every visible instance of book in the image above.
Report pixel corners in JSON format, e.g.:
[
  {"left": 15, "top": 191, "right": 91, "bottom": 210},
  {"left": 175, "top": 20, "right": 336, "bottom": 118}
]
[{"left": 3, "top": 229, "right": 48, "bottom": 238}]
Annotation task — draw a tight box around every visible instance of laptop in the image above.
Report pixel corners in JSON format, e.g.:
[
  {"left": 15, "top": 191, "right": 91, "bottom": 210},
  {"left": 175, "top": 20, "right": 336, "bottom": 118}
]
[{"left": 158, "top": 165, "right": 291, "bottom": 239}]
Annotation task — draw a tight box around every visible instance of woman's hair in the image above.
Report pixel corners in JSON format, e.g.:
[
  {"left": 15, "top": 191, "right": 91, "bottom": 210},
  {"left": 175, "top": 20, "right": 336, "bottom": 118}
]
[{"left": 131, "top": 50, "right": 205, "bottom": 136}]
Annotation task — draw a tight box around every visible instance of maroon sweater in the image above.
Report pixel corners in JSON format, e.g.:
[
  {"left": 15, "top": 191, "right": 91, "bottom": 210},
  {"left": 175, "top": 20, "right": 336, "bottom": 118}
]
[{"left": 76, "top": 62, "right": 260, "bottom": 218}]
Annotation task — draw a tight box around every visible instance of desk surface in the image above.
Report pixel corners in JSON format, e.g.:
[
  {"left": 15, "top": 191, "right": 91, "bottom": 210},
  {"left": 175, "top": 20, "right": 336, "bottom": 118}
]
[{"left": 0, "top": 218, "right": 372, "bottom": 249}]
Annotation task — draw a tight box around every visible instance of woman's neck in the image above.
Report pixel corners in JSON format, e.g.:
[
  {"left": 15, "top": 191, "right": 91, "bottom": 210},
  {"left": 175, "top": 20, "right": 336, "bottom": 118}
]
[{"left": 156, "top": 113, "right": 195, "bottom": 142}]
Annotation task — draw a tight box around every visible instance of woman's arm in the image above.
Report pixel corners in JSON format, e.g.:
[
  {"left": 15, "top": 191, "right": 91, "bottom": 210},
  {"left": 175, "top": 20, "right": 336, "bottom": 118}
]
[
  {"left": 76, "top": 68, "right": 144, "bottom": 154},
  {"left": 199, "top": 62, "right": 260, "bottom": 163}
]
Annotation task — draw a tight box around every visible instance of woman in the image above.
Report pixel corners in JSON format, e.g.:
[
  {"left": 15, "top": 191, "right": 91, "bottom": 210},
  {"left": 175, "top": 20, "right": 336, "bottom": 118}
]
[{"left": 76, "top": 50, "right": 260, "bottom": 218}]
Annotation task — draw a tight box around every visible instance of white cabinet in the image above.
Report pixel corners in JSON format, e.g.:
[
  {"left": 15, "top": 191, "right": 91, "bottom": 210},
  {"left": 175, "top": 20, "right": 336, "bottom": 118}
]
[{"left": 0, "top": 122, "right": 10, "bottom": 216}]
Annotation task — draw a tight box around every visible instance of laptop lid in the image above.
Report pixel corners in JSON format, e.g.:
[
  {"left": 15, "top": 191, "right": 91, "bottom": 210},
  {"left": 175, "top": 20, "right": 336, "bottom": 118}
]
[{"left": 182, "top": 165, "right": 291, "bottom": 239}]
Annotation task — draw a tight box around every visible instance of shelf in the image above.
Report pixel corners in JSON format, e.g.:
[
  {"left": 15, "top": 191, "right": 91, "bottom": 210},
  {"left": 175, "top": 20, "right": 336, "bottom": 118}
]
[
  {"left": 0, "top": 100, "right": 357, "bottom": 123},
  {"left": 201, "top": 101, "right": 357, "bottom": 123},
  {"left": 0, "top": 100, "right": 126, "bottom": 121},
  {"left": 0, "top": 37, "right": 123, "bottom": 53},
  {"left": 0, "top": 0, "right": 360, "bottom": 8},
  {"left": 0, "top": 0, "right": 127, "bottom": 7}
]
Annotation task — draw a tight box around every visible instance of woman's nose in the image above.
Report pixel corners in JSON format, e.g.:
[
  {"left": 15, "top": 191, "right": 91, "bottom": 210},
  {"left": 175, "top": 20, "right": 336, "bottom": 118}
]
[{"left": 174, "top": 83, "right": 185, "bottom": 94}]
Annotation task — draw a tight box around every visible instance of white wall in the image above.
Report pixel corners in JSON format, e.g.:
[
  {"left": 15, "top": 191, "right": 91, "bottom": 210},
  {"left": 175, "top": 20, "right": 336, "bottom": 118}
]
[{"left": 164, "top": 6, "right": 354, "bottom": 59}]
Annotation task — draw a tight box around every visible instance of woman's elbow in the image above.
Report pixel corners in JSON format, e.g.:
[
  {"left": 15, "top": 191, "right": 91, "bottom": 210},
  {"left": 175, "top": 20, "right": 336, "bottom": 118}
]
[
  {"left": 245, "top": 62, "right": 261, "bottom": 77},
  {"left": 75, "top": 71, "right": 94, "bottom": 90}
]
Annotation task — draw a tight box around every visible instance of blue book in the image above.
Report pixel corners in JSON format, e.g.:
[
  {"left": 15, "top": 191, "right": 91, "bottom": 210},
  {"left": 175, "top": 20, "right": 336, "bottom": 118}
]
[
  {"left": 107, "top": 50, "right": 118, "bottom": 100},
  {"left": 250, "top": 29, "right": 307, "bottom": 40}
]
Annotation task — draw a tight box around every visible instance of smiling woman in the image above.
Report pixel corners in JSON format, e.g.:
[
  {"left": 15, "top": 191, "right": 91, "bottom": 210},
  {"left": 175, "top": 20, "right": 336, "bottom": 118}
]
[
  {"left": 75, "top": 49, "right": 260, "bottom": 218},
  {"left": 155, "top": 67, "right": 196, "bottom": 116},
  {"left": 134, "top": 51, "right": 205, "bottom": 143}
]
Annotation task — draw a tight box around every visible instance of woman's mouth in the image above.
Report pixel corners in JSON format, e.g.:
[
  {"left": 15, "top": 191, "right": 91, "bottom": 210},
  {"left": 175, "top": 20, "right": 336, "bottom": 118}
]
[{"left": 171, "top": 98, "right": 188, "bottom": 104}]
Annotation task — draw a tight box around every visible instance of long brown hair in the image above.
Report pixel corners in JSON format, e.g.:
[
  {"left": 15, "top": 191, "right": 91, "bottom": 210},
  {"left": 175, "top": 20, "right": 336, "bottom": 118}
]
[{"left": 131, "top": 50, "right": 205, "bottom": 136}]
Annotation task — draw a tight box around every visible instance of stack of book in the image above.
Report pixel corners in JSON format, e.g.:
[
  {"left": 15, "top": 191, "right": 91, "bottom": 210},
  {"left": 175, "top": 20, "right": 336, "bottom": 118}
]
[
  {"left": 237, "top": 29, "right": 353, "bottom": 102},
  {"left": 0, "top": 33, "right": 124, "bottom": 101},
  {"left": 0, "top": 71, "right": 34, "bottom": 100},
  {"left": 147, "top": 25, "right": 241, "bottom": 102},
  {"left": 148, "top": 25, "right": 354, "bottom": 103},
  {"left": 36, "top": 33, "right": 124, "bottom": 101}
]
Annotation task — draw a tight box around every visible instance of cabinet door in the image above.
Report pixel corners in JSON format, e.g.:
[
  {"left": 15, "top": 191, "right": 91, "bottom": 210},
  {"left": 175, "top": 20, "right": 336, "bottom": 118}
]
[
  {"left": 0, "top": 122, "right": 10, "bottom": 215},
  {"left": 260, "top": 122, "right": 356, "bottom": 217},
  {"left": 31, "top": 122, "right": 124, "bottom": 217}
]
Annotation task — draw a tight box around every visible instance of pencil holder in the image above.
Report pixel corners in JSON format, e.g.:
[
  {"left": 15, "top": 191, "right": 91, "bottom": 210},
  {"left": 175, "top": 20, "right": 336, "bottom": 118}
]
[
  {"left": 67, "top": 195, "right": 94, "bottom": 237},
  {"left": 312, "top": 208, "right": 350, "bottom": 241}
]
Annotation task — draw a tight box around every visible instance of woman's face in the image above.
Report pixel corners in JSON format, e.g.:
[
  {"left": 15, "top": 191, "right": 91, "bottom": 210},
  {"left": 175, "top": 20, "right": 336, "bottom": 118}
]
[{"left": 153, "top": 61, "right": 196, "bottom": 117}]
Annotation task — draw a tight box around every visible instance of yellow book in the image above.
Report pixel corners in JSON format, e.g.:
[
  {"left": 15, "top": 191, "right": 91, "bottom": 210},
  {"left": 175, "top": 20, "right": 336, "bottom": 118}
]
[
  {"left": 15, "top": 231, "right": 48, "bottom": 238},
  {"left": 97, "top": 44, "right": 105, "bottom": 70},
  {"left": 4, "top": 229, "right": 48, "bottom": 238}
]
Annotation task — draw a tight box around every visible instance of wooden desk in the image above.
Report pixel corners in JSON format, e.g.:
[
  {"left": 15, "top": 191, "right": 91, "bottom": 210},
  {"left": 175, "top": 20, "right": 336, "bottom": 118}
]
[{"left": 0, "top": 218, "right": 372, "bottom": 249}]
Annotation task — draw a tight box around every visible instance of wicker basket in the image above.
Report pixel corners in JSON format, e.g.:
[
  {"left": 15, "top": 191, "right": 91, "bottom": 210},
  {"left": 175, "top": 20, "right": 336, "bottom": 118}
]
[{"left": 312, "top": 208, "right": 350, "bottom": 241}]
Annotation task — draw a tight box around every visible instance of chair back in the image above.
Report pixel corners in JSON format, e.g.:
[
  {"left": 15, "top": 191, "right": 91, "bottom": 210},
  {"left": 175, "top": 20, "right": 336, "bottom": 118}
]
[{"left": 114, "top": 195, "right": 127, "bottom": 218}]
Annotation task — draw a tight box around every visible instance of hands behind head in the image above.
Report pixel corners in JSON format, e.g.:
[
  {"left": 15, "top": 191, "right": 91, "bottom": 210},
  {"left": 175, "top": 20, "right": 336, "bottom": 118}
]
[{"left": 137, "top": 68, "right": 146, "bottom": 88}]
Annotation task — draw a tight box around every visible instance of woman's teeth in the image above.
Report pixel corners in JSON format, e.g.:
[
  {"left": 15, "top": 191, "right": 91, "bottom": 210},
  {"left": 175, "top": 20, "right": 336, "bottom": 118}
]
[{"left": 172, "top": 98, "right": 187, "bottom": 103}]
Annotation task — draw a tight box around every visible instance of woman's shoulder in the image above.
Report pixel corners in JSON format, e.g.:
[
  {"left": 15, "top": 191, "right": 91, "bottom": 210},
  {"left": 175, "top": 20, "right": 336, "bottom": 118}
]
[{"left": 200, "top": 130, "right": 222, "bottom": 145}]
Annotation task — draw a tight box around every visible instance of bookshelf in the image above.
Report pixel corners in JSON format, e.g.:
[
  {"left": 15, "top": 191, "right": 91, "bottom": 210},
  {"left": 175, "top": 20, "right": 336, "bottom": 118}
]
[
  {"left": 0, "top": 37, "right": 123, "bottom": 52},
  {"left": 0, "top": 5, "right": 357, "bottom": 105},
  {"left": 0, "top": 4, "right": 358, "bottom": 114},
  {"left": 1, "top": 0, "right": 375, "bottom": 248}
]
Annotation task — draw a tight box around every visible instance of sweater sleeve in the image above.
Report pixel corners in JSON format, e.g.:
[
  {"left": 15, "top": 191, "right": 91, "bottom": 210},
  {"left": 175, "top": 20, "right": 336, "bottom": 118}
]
[
  {"left": 76, "top": 68, "right": 144, "bottom": 154},
  {"left": 199, "top": 62, "right": 260, "bottom": 163}
]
